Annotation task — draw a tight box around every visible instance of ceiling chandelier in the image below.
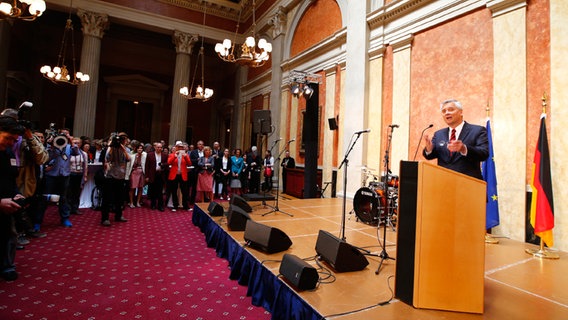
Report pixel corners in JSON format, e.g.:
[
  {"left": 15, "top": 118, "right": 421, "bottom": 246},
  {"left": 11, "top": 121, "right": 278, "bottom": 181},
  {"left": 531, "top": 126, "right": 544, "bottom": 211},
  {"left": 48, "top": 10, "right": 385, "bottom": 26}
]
[
  {"left": 214, "top": 0, "right": 272, "bottom": 68},
  {"left": 39, "top": 2, "right": 89, "bottom": 85},
  {"left": 0, "top": 0, "right": 46, "bottom": 21},
  {"left": 289, "top": 70, "right": 321, "bottom": 100},
  {"left": 180, "top": 4, "right": 213, "bottom": 101}
]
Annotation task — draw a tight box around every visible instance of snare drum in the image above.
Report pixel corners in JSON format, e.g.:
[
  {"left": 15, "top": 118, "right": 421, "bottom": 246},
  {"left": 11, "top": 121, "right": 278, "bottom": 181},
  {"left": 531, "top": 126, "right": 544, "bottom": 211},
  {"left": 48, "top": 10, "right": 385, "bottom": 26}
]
[
  {"left": 385, "top": 175, "right": 399, "bottom": 188},
  {"left": 353, "top": 187, "right": 386, "bottom": 224}
]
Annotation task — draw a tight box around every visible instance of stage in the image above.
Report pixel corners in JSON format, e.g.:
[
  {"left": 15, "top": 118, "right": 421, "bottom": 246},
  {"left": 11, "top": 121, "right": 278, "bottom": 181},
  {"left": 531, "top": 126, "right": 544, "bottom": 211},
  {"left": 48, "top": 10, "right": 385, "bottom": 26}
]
[{"left": 192, "top": 197, "right": 568, "bottom": 319}]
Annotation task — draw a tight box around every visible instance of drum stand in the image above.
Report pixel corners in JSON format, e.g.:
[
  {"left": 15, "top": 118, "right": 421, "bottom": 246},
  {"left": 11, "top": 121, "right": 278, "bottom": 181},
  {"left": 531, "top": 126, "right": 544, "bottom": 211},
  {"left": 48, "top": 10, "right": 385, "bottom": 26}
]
[
  {"left": 375, "top": 125, "right": 397, "bottom": 275},
  {"left": 262, "top": 140, "right": 293, "bottom": 217}
]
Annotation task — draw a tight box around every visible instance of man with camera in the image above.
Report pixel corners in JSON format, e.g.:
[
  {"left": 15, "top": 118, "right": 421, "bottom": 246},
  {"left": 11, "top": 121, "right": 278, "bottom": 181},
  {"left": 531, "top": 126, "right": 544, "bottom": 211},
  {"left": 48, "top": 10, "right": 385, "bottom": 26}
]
[
  {"left": 145, "top": 142, "right": 168, "bottom": 211},
  {"left": 0, "top": 115, "right": 26, "bottom": 281},
  {"left": 42, "top": 127, "right": 74, "bottom": 228},
  {"left": 167, "top": 141, "right": 191, "bottom": 211},
  {"left": 0, "top": 108, "right": 49, "bottom": 246}
]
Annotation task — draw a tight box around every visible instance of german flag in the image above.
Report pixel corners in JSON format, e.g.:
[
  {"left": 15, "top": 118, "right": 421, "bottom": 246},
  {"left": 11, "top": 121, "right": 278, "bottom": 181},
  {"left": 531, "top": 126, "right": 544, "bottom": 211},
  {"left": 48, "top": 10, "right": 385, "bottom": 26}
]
[{"left": 529, "top": 114, "right": 554, "bottom": 247}]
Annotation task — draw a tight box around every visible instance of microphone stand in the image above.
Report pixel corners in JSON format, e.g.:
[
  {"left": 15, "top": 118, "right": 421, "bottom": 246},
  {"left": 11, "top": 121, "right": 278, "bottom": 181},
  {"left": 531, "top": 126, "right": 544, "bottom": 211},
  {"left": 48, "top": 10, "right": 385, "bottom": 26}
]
[
  {"left": 262, "top": 140, "right": 293, "bottom": 217},
  {"left": 412, "top": 124, "right": 433, "bottom": 161},
  {"left": 260, "top": 138, "right": 278, "bottom": 207},
  {"left": 376, "top": 125, "right": 397, "bottom": 275},
  {"left": 338, "top": 132, "right": 363, "bottom": 241}
]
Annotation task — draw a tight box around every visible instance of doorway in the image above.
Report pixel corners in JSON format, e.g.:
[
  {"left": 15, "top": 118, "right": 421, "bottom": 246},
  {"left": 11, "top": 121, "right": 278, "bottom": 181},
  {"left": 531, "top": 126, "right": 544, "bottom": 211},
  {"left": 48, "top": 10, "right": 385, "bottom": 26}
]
[{"left": 116, "top": 100, "right": 153, "bottom": 143}]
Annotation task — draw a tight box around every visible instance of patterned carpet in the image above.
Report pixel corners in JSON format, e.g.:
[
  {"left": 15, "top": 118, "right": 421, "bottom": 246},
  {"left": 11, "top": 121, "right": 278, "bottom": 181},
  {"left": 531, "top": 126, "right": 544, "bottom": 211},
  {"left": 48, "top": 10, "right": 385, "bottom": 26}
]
[{"left": 0, "top": 203, "right": 270, "bottom": 319}]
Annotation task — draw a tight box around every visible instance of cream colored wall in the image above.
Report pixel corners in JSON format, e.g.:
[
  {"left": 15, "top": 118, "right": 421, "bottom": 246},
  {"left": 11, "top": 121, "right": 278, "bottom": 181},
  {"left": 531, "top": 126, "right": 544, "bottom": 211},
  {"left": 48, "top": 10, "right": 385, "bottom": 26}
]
[
  {"left": 323, "top": 69, "right": 337, "bottom": 188},
  {"left": 366, "top": 57, "right": 384, "bottom": 173},
  {"left": 550, "top": 0, "right": 568, "bottom": 251},
  {"left": 289, "top": 98, "right": 299, "bottom": 157},
  {"left": 491, "top": 8, "right": 528, "bottom": 243},
  {"left": 337, "top": 68, "right": 346, "bottom": 197},
  {"left": 391, "top": 46, "right": 412, "bottom": 175}
]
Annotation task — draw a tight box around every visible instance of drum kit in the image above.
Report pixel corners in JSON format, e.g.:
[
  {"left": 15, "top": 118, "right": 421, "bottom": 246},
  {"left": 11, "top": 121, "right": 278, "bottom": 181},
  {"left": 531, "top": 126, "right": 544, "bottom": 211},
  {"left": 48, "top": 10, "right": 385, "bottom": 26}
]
[{"left": 353, "top": 167, "right": 399, "bottom": 229}]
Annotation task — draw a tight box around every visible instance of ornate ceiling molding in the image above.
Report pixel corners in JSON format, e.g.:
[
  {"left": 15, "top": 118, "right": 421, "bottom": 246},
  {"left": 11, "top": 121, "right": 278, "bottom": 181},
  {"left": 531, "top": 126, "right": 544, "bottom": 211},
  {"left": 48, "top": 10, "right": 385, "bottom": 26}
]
[{"left": 159, "top": 0, "right": 268, "bottom": 22}]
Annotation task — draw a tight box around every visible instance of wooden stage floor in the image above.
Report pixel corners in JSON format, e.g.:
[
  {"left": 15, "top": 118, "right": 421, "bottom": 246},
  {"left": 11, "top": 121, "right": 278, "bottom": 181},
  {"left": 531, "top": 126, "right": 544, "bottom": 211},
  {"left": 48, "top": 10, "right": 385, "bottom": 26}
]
[{"left": 197, "top": 197, "right": 568, "bottom": 319}]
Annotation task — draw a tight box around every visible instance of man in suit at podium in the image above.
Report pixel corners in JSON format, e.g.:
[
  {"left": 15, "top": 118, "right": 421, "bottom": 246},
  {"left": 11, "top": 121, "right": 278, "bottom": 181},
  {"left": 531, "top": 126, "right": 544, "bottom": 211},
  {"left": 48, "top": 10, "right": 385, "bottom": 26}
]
[{"left": 422, "top": 99, "right": 489, "bottom": 179}]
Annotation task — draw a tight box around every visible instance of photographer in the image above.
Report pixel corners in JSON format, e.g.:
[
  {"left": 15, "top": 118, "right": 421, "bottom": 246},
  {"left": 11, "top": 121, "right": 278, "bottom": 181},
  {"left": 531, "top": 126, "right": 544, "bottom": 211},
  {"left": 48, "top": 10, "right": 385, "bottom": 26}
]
[
  {"left": 166, "top": 141, "right": 191, "bottom": 211},
  {"left": 42, "top": 127, "right": 73, "bottom": 228},
  {"left": 0, "top": 109, "right": 49, "bottom": 245},
  {"left": 68, "top": 137, "right": 88, "bottom": 215},
  {"left": 0, "top": 115, "right": 26, "bottom": 281},
  {"left": 100, "top": 133, "right": 130, "bottom": 226}
]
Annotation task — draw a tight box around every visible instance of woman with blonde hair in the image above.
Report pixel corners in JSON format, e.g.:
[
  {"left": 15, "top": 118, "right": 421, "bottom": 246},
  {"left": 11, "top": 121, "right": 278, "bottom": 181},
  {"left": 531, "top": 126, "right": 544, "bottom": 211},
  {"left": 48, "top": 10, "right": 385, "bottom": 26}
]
[{"left": 197, "top": 146, "right": 215, "bottom": 202}]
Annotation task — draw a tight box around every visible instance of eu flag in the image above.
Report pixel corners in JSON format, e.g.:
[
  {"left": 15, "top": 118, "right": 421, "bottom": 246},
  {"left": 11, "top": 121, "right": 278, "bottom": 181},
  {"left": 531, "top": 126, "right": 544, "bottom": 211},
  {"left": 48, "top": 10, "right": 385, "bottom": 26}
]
[{"left": 482, "top": 119, "right": 500, "bottom": 230}]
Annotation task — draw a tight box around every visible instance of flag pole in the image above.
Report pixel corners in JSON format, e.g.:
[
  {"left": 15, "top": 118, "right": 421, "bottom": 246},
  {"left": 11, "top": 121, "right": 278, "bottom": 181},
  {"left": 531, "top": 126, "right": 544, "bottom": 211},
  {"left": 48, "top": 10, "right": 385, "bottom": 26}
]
[
  {"left": 484, "top": 103, "right": 499, "bottom": 244},
  {"left": 526, "top": 92, "right": 559, "bottom": 259}
]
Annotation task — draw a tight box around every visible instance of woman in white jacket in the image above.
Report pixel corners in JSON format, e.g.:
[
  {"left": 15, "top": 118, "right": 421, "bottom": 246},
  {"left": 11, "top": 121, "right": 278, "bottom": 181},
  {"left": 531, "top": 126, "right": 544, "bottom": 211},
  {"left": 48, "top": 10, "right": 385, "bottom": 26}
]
[{"left": 126, "top": 143, "right": 147, "bottom": 207}]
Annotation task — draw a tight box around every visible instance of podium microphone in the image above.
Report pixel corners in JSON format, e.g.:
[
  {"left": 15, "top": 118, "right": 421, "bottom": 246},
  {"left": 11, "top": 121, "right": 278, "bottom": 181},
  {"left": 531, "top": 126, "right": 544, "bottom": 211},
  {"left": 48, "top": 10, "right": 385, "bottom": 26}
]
[
  {"left": 287, "top": 139, "right": 296, "bottom": 144},
  {"left": 412, "top": 124, "right": 434, "bottom": 161},
  {"left": 354, "top": 128, "right": 371, "bottom": 135}
]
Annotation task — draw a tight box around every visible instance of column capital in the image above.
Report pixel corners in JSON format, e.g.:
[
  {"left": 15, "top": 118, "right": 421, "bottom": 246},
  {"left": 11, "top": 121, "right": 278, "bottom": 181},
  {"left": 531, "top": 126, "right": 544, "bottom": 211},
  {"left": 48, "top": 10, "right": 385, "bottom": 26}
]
[
  {"left": 77, "top": 9, "right": 109, "bottom": 39},
  {"left": 486, "top": 0, "right": 527, "bottom": 18},
  {"left": 172, "top": 30, "right": 199, "bottom": 55},
  {"left": 269, "top": 6, "right": 288, "bottom": 39}
]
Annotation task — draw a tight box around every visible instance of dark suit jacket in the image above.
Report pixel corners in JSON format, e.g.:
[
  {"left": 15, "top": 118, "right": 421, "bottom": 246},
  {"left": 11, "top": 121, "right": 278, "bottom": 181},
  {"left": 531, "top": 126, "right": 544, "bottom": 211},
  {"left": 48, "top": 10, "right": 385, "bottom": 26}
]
[
  {"left": 281, "top": 156, "right": 295, "bottom": 169},
  {"left": 145, "top": 151, "right": 167, "bottom": 183},
  {"left": 423, "top": 122, "right": 489, "bottom": 179},
  {"left": 214, "top": 156, "right": 233, "bottom": 176}
]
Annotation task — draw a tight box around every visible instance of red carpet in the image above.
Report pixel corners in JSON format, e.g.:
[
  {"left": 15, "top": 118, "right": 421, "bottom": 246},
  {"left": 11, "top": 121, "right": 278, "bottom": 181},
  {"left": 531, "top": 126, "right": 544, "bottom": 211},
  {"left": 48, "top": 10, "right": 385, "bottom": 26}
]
[{"left": 0, "top": 204, "right": 270, "bottom": 319}]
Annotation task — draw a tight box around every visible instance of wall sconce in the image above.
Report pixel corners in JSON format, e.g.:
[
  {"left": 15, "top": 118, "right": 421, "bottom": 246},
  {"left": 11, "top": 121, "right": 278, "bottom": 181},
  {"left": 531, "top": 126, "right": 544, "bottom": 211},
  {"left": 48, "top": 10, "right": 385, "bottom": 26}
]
[{"left": 289, "top": 70, "right": 321, "bottom": 100}]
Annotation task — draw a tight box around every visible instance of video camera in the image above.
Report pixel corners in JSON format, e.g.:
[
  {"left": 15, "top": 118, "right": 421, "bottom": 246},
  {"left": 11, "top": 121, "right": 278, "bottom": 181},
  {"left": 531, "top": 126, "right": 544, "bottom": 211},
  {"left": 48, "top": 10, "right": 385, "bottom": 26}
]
[
  {"left": 109, "top": 132, "right": 124, "bottom": 148},
  {"left": 17, "top": 101, "right": 34, "bottom": 129},
  {"left": 45, "top": 123, "right": 68, "bottom": 150}
]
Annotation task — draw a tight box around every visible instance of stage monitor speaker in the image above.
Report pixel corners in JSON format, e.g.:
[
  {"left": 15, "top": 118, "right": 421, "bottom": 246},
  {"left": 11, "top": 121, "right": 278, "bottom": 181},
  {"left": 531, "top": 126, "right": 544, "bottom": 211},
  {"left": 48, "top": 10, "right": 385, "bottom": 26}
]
[
  {"left": 244, "top": 220, "right": 292, "bottom": 254},
  {"left": 328, "top": 117, "right": 338, "bottom": 130},
  {"left": 207, "top": 201, "right": 224, "bottom": 217},
  {"left": 315, "top": 229, "right": 369, "bottom": 272},
  {"left": 227, "top": 205, "right": 251, "bottom": 231},
  {"left": 230, "top": 194, "right": 253, "bottom": 213},
  {"left": 253, "top": 109, "right": 272, "bottom": 134},
  {"left": 279, "top": 253, "right": 318, "bottom": 291}
]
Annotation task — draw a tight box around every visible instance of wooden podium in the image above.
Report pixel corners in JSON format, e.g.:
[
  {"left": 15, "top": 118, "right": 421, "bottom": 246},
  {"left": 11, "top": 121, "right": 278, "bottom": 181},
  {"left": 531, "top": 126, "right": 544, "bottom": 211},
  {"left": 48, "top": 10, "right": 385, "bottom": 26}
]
[{"left": 395, "top": 161, "right": 486, "bottom": 314}]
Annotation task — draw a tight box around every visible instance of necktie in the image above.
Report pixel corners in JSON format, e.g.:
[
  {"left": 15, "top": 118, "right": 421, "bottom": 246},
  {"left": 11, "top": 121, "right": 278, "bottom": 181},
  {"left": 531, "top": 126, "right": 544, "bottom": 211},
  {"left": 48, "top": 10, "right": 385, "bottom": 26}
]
[{"left": 449, "top": 128, "right": 456, "bottom": 156}]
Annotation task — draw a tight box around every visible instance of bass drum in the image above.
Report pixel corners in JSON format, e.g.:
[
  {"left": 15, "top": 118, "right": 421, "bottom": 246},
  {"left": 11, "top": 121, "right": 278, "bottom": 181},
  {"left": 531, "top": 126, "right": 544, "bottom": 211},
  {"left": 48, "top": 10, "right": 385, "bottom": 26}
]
[{"left": 353, "top": 187, "right": 385, "bottom": 224}]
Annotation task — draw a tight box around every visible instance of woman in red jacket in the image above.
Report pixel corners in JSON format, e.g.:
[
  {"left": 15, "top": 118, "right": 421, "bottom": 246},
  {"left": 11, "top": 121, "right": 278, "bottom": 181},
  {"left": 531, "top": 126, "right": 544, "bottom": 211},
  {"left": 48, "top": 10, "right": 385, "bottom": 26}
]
[{"left": 167, "top": 141, "right": 191, "bottom": 211}]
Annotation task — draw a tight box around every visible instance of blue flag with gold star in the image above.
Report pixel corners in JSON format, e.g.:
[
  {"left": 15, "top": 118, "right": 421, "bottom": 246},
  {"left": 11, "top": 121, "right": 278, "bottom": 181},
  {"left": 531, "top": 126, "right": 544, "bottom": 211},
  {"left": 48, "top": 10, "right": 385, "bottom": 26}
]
[{"left": 482, "top": 119, "right": 500, "bottom": 229}]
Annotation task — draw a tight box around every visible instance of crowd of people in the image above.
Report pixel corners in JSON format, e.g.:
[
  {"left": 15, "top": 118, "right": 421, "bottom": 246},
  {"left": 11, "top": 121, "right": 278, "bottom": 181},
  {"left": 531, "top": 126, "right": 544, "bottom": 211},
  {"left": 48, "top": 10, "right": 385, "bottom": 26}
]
[{"left": 0, "top": 107, "right": 296, "bottom": 281}]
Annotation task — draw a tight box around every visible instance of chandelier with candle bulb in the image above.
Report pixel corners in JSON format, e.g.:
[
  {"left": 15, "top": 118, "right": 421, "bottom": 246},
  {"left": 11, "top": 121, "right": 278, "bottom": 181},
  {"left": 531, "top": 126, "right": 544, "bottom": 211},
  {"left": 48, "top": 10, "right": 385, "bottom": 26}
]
[
  {"left": 0, "top": 0, "right": 46, "bottom": 21},
  {"left": 39, "top": 2, "right": 89, "bottom": 85},
  {"left": 214, "top": 0, "right": 272, "bottom": 68},
  {"left": 179, "top": 3, "right": 213, "bottom": 101}
]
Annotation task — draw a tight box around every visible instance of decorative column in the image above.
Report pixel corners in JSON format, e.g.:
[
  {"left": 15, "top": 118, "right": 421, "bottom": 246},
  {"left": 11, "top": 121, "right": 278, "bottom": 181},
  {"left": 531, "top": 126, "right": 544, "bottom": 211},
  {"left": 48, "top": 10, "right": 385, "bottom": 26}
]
[
  {"left": 342, "top": 1, "right": 369, "bottom": 199},
  {"left": 269, "top": 6, "right": 287, "bottom": 184},
  {"left": 169, "top": 30, "right": 198, "bottom": 144},
  {"left": 487, "top": 0, "right": 527, "bottom": 242},
  {"left": 390, "top": 35, "right": 413, "bottom": 175},
  {"left": 74, "top": 9, "right": 109, "bottom": 138}
]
